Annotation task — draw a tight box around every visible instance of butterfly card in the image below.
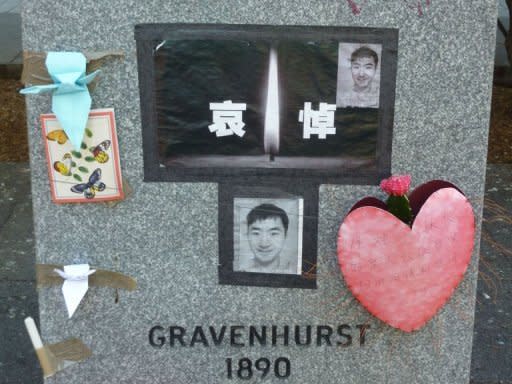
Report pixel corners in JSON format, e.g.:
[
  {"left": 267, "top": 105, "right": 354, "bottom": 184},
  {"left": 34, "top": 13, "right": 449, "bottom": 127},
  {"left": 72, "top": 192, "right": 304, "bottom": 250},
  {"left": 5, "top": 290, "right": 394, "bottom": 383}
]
[{"left": 42, "top": 108, "right": 124, "bottom": 203}]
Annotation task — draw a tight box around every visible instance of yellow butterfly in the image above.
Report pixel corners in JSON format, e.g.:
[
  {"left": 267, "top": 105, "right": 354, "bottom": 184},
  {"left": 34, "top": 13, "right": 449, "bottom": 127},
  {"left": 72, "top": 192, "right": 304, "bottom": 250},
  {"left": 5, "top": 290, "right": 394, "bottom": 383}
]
[
  {"left": 53, "top": 153, "right": 73, "bottom": 176},
  {"left": 46, "top": 130, "right": 68, "bottom": 145}
]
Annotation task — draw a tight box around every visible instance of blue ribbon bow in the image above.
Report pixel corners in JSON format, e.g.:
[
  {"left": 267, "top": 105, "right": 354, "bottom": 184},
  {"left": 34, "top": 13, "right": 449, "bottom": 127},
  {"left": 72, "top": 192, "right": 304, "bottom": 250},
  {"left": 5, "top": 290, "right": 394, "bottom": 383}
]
[{"left": 20, "top": 52, "right": 100, "bottom": 150}]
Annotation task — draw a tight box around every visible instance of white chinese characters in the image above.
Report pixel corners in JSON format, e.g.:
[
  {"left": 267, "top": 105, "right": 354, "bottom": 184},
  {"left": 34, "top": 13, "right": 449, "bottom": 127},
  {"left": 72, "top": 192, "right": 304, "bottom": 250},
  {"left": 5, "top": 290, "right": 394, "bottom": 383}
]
[
  {"left": 299, "top": 102, "right": 337, "bottom": 139},
  {"left": 208, "top": 100, "right": 339, "bottom": 141},
  {"left": 208, "top": 100, "right": 247, "bottom": 138}
]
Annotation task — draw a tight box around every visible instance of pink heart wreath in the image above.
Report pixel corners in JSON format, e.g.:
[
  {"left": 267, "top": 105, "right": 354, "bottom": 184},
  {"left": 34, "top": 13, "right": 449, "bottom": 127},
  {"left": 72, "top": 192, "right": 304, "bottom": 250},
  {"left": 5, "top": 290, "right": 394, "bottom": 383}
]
[{"left": 337, "top": 177, "right": 475, "bottom": 332}]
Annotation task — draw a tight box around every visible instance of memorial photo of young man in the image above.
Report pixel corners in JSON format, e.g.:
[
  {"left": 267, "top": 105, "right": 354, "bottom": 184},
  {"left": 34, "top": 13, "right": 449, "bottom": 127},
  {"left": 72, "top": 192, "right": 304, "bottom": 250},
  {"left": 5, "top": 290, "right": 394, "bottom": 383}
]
[
  {"left": 233, "top": 198, "right": 303, "bottom": 275},
  {"left": 337, "top": 43, "right": 382, "bottom": 109}
]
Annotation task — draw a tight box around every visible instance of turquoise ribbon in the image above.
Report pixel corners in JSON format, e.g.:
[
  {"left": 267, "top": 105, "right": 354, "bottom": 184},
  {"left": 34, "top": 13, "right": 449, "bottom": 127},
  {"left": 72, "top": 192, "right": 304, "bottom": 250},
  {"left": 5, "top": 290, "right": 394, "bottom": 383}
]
[{"left": 20, "top": 52, "right": 100, "bottom": 150}]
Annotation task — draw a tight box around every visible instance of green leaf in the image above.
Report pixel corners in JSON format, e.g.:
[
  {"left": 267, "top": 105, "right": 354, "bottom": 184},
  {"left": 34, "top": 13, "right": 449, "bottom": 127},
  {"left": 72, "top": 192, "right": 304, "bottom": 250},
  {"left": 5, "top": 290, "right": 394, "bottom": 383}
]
[
  {"left": 71, "top": 151, "right": 82, "bottom": 158},
  {"left": 81, "top": 142, "right": 87, "bottom": 149},
  {"left": 78, "top": 166, "right": 89, "bottom": 173},
  {"left": 84, "top": 156, "right": 95, "bottom": 162},
  {"left": 386, "top": 195, "right": 412, "bottom": 225},
  {"left": 85, "top": 128, "right": 93, "bottom": 138},
  {"left": 73, "top": 174, "right": 83, "bottom": 182},
  {"left": 71, "top": 161, "right": 77, "bottom": 167}
]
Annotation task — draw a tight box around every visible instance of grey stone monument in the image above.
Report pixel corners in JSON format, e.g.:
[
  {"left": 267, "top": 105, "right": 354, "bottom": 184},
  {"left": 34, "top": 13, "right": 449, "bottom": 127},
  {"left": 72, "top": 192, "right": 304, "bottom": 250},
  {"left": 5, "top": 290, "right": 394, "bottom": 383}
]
[{"left": 22, "top": 1, "right": 497, "bottom": 383}]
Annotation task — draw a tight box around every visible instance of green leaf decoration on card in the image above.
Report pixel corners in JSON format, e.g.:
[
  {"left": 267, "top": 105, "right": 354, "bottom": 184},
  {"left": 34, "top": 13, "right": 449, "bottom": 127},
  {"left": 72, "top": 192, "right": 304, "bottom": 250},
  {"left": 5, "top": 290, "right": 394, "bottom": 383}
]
[
  {"left": 81, "top": 142, "right": 87, "bottom": 150},
  {"left": 73, "top": 174, "right": 83, "bottom": 182},
  {"left": 84, "top": 156, "right": 95, "bottom": 162},
  {"left": 78, "top": 166, "right": 89, "bottom": 173},
  {"left": 71, "top": 150, "right": 82, "bottom": 158},
  {"left": 71, "top": 161, "right": 77, "bottom": 167},
  {"left": 85, "top": 128, "right": 93, "bottom": 138}
]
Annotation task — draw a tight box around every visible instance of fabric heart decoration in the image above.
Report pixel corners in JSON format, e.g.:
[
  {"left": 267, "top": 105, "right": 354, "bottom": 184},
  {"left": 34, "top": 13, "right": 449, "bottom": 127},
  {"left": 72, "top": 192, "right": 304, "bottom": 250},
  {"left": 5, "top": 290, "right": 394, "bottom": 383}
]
[{"left": 337, "top": 179, "right": 475, "bottom": 332}]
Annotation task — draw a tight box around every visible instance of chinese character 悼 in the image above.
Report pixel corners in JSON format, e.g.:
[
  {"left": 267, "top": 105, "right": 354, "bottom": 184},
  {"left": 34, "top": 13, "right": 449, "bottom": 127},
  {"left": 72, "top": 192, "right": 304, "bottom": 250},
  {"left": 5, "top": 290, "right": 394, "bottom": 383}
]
[{"left": 299, "top": 102, "right": 337, "bottom": 139}]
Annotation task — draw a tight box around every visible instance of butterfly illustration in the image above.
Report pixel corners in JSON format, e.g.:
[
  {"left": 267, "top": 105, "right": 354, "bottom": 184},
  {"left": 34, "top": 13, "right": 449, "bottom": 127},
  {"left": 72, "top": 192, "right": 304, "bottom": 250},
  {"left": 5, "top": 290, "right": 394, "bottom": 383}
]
[
  {"left": 71, "top": 168, "right": 106, "bottom": 199},
  {"left": 46, "top": 130, "right": 68, "bottom": 145},
  {"left": 53, "top": 153, "right": 73, "bottom": 176},
  {"left": 89, "top": 140, "right": 111, "bottom": 164}
]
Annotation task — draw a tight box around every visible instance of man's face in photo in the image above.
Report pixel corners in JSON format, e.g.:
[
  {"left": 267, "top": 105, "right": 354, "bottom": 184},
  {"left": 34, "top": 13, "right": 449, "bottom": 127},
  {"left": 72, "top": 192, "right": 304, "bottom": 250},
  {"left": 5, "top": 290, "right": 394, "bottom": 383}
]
[
  {"left": 351, "top": 56, "right": 376, "bottom": 90},
  {"left": 247, "top": 217, "right": 287, "bottom": 265}
]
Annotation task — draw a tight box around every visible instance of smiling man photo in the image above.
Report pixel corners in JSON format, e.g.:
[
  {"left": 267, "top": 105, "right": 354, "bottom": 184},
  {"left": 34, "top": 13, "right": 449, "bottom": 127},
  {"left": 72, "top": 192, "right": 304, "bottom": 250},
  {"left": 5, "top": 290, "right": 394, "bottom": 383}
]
[
  {"left": 246, "top": 203, "right": 288, "bottom": 271},
  {"left": 337, "top": 44, "right": 381, "bottom": 109},
  {"left": 234, "top": 199, "right": 302, "bottom": 275}
]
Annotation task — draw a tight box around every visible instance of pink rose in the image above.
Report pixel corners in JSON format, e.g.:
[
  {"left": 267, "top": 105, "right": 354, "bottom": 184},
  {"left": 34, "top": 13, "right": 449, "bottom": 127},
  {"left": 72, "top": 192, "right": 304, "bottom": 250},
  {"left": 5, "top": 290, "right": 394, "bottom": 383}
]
[{"left": 380, "top": 175, "right": 412, "bottom": 196}]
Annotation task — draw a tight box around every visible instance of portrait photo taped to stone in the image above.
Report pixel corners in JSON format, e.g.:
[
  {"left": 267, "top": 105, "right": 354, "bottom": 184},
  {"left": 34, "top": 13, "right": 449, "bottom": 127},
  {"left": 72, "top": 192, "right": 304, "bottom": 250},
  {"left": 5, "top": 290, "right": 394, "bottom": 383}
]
[
  {"left": 233, "top": 198, "right": 303, "bottom": 275},
  {"left": 337, "top": 43, "right": 382, "bottom": 109}
]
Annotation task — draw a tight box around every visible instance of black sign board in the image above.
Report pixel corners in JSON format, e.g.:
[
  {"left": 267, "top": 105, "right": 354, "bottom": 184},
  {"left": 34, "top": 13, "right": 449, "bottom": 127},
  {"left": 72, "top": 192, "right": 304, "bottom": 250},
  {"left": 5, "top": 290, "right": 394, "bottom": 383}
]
[{"left": 136, "top": 24, "right": 397, "bottom": 185}]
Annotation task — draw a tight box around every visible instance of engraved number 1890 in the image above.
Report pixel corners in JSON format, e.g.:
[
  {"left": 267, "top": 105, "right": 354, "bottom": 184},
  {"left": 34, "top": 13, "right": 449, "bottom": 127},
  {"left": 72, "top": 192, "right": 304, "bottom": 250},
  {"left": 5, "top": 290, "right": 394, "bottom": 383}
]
[{"left": 226, "top": 357, "right": 291, "bottom": 379}]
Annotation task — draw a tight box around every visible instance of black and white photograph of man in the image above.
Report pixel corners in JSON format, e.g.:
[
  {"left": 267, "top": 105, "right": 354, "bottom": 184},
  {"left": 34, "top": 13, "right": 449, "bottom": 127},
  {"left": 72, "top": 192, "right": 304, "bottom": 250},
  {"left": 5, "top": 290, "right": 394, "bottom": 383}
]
[
  {"left": 336, "top": 43, "right": 382, "bottom": 108},
  {"left": 233, "top": 198, "right": 303, "bottom": 275}
]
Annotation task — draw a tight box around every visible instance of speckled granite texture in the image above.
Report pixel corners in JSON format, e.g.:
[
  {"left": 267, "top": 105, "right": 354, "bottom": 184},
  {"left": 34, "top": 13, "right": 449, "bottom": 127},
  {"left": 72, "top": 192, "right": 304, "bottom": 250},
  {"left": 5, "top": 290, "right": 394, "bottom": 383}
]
[{"left": 21, "top": 1, "right": 496, "bottom": 383}]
